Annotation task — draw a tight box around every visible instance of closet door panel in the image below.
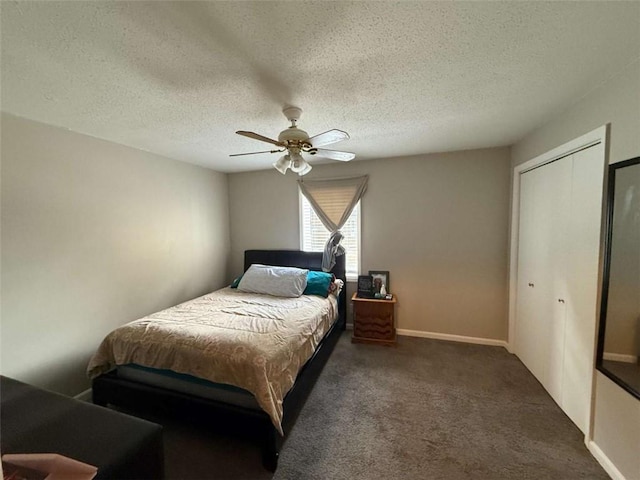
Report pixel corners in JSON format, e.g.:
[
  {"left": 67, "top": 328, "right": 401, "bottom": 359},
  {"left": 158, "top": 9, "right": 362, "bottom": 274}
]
[
  {"left": 541, "top": 156, "right": 572, "bottom": 403},
  {"left": 515, "top": 168, "right": 546, "bottom": 382},
  {"left": 562, "top": 144, "right": 605, "bottom": 433}
]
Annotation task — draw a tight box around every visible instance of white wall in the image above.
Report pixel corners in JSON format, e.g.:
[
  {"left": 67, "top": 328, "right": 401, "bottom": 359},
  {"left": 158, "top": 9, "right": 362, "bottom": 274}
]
[
  {"left": 0, "top": 114, "right": 230, "bottom": 395},
  {"left": 229, "top": 147, "right": 511, "bottom": 341},
  {"left": 512, "top": 59, "right": 640, "bottom": 480}
]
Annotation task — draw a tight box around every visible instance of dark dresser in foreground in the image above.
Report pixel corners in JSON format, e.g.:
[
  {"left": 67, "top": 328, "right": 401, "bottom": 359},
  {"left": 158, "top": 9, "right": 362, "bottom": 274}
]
[{"left": 1, "top": 376, "right": 164, "bottom": 480}]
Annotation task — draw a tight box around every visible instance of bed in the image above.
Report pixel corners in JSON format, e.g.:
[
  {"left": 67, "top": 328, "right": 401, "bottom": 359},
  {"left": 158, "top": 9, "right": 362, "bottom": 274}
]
[{"left": 89, "top": 250, "right": 346, "bottom": 471}]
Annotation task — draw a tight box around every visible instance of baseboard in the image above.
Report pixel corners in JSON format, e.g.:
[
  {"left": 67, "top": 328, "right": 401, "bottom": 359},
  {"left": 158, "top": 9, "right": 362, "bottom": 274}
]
[
  {"left": 74, "top": 388, "right": 92, "bottom": 402},
  {"left": 396, "top": 329, "right": 508, "bottom": 348},
  {"left": 587, "top": 440, "right": 627, "bottom": 480},
  {"left": 603, "top": 352, "right": 638, "bottom": 364}
]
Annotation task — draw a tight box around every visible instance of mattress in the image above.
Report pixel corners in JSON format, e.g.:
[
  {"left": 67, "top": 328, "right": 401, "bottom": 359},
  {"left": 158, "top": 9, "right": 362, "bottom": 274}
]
[{"left": 87, "top": 287, "right": 338, "bottom": 433}]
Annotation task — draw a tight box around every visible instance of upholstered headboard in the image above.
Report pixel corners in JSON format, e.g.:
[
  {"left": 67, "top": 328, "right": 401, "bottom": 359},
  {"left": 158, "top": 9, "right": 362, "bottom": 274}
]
[{"left": 244, "top": 250, "right": 347, "bottom": 327}]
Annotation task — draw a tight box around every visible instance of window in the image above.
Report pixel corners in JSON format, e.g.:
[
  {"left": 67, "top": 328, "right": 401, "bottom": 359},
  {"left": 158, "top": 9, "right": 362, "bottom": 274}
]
[{"left": 300, "top": 192, "right": 360, "bottom": 280}]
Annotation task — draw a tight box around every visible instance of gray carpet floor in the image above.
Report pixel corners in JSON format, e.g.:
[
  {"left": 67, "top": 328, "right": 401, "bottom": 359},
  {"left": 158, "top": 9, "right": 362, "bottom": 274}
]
[{"left": 134, "top": 333, "right": 608, "bottom": 479}]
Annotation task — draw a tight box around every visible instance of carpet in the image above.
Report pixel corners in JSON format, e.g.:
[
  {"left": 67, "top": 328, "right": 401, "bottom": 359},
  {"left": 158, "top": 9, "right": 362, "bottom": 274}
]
[{"left": 135, "top": 332, "right": 608, "bottom": 479}]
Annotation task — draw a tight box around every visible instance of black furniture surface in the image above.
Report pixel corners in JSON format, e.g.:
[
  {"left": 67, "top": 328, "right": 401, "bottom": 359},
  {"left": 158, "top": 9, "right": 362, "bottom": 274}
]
[
  {"left": 1, "top": 376, "right": 164, "bottom": 480},
  {"left": 92, "top": 249, "right": 347, "bottom": 471}
]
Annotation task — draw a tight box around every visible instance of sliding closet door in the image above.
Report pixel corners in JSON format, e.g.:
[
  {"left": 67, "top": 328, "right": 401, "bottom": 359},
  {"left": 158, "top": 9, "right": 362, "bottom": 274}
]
[{"left": 562, "top": 144, "right": 605, "bottom": 432}]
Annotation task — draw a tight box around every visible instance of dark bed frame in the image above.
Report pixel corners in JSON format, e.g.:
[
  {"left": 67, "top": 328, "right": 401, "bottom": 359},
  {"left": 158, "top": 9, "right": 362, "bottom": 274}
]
[{"left": 92, "top": 250, "right": 347, "bottom": 471}]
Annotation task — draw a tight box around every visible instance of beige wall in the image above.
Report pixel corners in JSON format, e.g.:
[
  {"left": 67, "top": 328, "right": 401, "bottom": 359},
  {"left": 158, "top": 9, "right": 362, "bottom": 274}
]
[
  {"left": 593, "top": 373, "right": 640, "bottom": 480},
  {"left": 229, "top": 147, "right": 511, "bottom": 341},
  {"left": 511, "top": 60, "right": 640, "bottom": 479},
  {"left": 512, "top": 58, "right": 640, "bottom": 167},
  {"left": 0, "top": 114, "right": 230, "bottom": 395}
]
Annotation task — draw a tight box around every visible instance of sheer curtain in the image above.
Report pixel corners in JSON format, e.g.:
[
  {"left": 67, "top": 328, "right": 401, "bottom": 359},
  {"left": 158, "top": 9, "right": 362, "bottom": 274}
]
[{"left": 298, "top": 176, "right": 368, "bottom": 271}]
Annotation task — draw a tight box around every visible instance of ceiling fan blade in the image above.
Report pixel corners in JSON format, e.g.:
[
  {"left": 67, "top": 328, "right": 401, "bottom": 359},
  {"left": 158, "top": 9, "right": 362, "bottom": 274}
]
[
  {"left": 307, "top": 129, "right": 350, "bottom": 148},
  {"left": 229, "top": 149, "right": 283, "bottom": 157},
  {"left": 312, "top": 149, "right": 355, "bottom": 162},
  {"left": 236, "top": 131, "right": 284, "bottom": 146}
]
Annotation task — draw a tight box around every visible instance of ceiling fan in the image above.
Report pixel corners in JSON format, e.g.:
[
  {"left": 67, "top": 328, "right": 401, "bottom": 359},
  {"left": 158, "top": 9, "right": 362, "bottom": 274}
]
[{"left": 230, "top": 106, "right": 355, "bottom": 175}]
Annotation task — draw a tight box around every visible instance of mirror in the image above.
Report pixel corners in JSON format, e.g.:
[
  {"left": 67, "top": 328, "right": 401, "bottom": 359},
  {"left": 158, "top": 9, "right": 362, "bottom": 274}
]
[{"left": 596, "top": 156, "right": 640, "bottom": 399}]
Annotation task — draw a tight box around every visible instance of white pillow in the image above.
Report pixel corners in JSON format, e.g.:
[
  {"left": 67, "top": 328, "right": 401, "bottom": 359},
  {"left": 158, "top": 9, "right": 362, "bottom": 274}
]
[{"left": 237, "top": 264, "right": 308, "bottom": 298}]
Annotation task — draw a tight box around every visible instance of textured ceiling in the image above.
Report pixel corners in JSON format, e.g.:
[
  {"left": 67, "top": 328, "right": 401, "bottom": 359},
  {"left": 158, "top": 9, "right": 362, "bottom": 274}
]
[{"left": 2, "top": 1, "right": 639, "bottom": 173}]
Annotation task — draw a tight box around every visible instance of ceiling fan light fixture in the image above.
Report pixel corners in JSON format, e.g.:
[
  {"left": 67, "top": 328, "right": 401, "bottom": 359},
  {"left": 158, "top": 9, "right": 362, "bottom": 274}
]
[
  {"left": 274, "top": 154, "right": 291, "bottom": 175},
  {"left": 290, "top": 160, "right": 304, "bottom": 173},
  {"left": 298, "top": 161, "right": 312, "bottom": 176},
  {"left": 290, "top": 154, "right": 312, "bottom": 175}
]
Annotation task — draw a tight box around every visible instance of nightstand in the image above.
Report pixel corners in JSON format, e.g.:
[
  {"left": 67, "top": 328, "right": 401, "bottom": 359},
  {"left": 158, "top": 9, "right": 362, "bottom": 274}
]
[{"left": 351, "top": 292, "right": 397, "bottom": 346}]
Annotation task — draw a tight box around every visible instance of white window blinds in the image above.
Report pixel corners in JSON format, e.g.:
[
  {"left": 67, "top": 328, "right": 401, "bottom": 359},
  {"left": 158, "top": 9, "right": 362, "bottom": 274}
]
[
  {"left": 300, "top": 194, "right": 360, "bottom": 279},
  {"left": 298, "top": 176, "right": 368, "bottom": 271}
]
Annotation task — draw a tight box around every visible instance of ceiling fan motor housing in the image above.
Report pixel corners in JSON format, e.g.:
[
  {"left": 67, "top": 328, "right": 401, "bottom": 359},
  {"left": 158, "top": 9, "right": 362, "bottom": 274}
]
[
  {"left": 278, "top": 126, "right": 309, "bottom": 145},
  {"left": 278, "top": 106, "right": 311, "bottom": 146}
]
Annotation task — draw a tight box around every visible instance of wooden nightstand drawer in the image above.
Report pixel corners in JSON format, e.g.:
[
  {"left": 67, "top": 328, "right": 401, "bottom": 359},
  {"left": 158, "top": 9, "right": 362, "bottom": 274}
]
[{"left": 351, "top": 293, "right": 397, "bottom": 346}]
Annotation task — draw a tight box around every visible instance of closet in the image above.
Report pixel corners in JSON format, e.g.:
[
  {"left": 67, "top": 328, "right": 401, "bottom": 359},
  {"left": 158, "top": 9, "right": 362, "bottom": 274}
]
[{"left": 514, "top": 142, "right": 605, "bottom": 434}]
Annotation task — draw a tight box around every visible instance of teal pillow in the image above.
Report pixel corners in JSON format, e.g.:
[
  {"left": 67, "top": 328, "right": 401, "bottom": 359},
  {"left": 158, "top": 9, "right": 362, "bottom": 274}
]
[
  {"left": 303, "top": 271, "right": 334, "bottom": 297},
  {"left": 230, "top": 274, "right": 243, "bottom": 288}
]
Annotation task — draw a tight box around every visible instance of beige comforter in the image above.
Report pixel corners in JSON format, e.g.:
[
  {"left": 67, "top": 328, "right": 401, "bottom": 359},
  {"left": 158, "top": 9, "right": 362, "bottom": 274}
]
[{"left": 87, "top": 287, "right": 338, "bottom": 433}]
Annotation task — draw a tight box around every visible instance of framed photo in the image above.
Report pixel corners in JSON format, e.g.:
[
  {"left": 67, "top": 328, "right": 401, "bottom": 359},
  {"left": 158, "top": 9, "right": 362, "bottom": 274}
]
[
  {"left": 357, "top": 275, "right": 374, "bottom": 298},
  {"left": 368, "top": 270, "right": 389, "bottom": 294}
]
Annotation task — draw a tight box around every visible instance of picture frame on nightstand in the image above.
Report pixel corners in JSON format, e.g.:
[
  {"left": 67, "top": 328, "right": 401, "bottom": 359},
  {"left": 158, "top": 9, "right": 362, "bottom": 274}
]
[
  {"left": 357, "top": 275, "right": 374, "bottom": 298},
  {"left": 368, "top": 270, "right": 389, "bottom": 294}
]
